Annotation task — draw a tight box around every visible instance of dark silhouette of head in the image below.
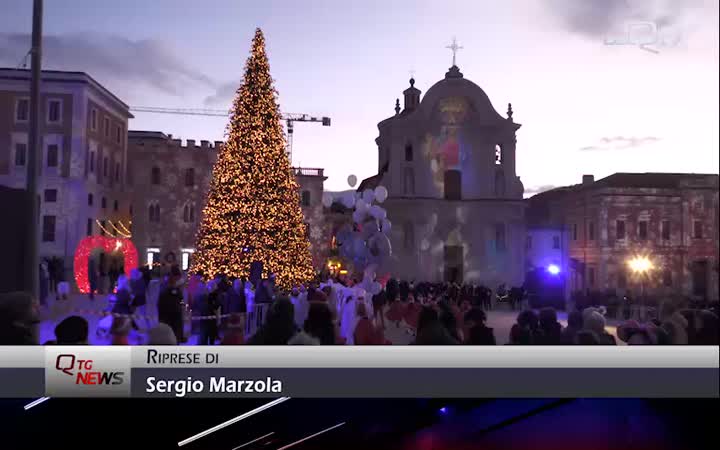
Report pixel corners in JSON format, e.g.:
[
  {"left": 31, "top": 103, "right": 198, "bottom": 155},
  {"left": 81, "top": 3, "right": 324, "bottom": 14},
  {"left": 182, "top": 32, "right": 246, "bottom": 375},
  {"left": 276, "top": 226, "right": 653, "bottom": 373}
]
[{"left": 55, "top": 316, "right": 89, "bottom": 345}]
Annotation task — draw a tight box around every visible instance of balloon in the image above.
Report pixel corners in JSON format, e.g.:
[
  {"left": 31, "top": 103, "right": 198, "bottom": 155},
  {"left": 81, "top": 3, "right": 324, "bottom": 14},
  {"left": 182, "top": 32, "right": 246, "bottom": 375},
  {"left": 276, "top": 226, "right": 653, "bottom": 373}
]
[
  {"left": 355, "top": 198, "right": 368, "bottom": 213},
  {"left": 347, "top": 174, "right": 358, "bottom": 187},
  {"left": 342, "top": 192, "right": 356, "bottom": 208},
  {"left": 374, "top": 186, "right": 388, "bottom": 203},
  {"left": 380, "top": 218, "right": 392, "bottom": 233},
  {"left": 322, "top": 192, "right": 334, "bottom": 208},
  {"left": 369, "top": 206, "right": 387, "bottom": 220},
  {"left": 362, "top": 189, "right": 375, "bottom": 204}
]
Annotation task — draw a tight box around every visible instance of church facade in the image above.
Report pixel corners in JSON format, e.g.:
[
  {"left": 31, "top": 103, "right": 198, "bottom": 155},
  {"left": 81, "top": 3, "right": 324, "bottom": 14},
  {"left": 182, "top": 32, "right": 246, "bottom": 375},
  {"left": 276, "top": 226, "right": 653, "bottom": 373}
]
[{"left": 361, "top": 64, "right": 525, "bottom": 285}]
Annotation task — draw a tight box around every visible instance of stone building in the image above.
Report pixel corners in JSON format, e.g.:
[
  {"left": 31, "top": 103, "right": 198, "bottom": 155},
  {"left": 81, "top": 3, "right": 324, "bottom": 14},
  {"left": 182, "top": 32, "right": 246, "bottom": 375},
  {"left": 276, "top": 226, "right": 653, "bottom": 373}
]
[
  {"left": 359, "top": 64, "right": 525, "bottom": 285},
  {"left": 126, "top": 131, "right": 330, "bottom": 272},
  {"left": 528, "top": 173, "right": 719, "bottom": 302},
  {"left": 0, "top": 68, "right": 132, "bottom": 280}
]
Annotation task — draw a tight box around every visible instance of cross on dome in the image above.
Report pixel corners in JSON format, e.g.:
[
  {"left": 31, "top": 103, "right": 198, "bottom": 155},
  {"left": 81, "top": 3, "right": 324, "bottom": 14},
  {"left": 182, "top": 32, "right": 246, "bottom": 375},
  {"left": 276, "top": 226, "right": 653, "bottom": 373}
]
[{"left": 446, "top": 37, "right": 463, "bottom": 67}]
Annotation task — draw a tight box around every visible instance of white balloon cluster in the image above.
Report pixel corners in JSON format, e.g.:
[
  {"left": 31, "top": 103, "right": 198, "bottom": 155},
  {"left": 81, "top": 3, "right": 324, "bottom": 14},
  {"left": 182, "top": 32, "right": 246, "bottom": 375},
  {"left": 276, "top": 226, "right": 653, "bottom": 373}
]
[{"left": 323, "top": 183, "right": 392, "bottom": 280}]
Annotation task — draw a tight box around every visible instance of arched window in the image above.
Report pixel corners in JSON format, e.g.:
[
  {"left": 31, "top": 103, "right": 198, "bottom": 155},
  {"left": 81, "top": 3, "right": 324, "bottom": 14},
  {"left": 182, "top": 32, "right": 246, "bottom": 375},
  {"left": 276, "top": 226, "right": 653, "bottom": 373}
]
[
  {"left": 403, "top": 167, "right": 415, "bottom": 196},
  {"left": 185, "top": 168, "right": 195, "bottom": 187},
  {"left": 404, "top": 143, "right": 413, "bottom": 162},
  {"left": 148, "top": 202, "right": 161, "bottom": 223},
  {"left": 113, "top": 199, "right": 119, "bottom": 212},
  {"left": 101, "top": 196, "right": 107, "bottom": 209},
  {"left": 183, "top": 203, "right": 195, "bottom": 223},
  {"left": 301, "top": 190, "right": 311, "bottom": 206},
  {"left": 151, "top": 166, "right": 161, "bottom": 185},
  {"left": 494, "top": 170, "right": 506, "bottom": 197},
  {"left": 88, "top": 193, "right": 93, "bottom": 206},
  {"left": 495, "top": 144, "right": 503, "bottom": 165},
  {"left": 403, "top": 222, "right": 415, "bottom": 250},
  {"left": 444, "top": 170, "right": 461, "bottom": 200}
]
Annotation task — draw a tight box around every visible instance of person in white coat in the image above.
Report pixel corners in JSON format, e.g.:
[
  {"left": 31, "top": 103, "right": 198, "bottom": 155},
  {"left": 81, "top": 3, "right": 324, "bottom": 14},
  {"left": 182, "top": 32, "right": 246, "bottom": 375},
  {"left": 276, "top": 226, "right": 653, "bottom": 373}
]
[{"left": 290, "top": 286, "right": 309, "bottom": 329}]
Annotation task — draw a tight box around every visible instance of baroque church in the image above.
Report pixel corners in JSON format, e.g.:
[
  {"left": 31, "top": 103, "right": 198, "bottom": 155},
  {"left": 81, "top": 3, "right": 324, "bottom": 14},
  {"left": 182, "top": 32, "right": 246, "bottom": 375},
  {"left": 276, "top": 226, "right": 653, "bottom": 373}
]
[{"left": 359, "top": 53, "right": 525, "bottom": 286}]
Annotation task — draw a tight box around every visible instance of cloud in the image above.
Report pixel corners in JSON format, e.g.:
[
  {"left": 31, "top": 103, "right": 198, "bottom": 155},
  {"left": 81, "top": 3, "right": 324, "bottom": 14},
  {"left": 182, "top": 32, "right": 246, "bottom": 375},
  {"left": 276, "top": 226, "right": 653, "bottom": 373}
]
[
  {"left": 579, "top": 136, "right": 661, "bottom": 151},
  {"left": 0, "top": 32, "right": 216, "bottom": 96},
  {"left": 203, "top": 81, "right": 240, "bottom": 106},
  {"left": 543, "top": 0, "right": 701, "bottom": 38},
  {"left": 524, "top": 184, "right": 558, "bottom": 195}
]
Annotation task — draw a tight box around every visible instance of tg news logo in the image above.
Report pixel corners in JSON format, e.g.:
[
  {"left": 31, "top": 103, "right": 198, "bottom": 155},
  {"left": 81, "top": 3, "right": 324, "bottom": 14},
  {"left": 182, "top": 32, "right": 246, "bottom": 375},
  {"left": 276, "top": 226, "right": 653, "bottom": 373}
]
[{"left": 55, "top": 354, "right": 125, "bottom": 386}]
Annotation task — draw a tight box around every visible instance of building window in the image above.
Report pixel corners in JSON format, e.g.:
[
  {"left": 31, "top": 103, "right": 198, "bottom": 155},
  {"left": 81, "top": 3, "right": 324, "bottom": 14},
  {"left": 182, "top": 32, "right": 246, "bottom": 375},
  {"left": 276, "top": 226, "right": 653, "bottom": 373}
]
[
  {"left": 617, "top": 272, "right": 627, "bottom": 289},
  {"left": 42, "top": 216, "right": 56, "bottom": 242},
  {"left": 89, "top": 151, "right": 95, "bottom": 173},
  {"left": 47, "top": 99, "right": 61, "bottom": 124},
  {"left": 101, "top": 197, "right": 107, "bottom": 209},
  {"left": 663, "top": 269, "right": 672, "bottom": 287},
  {"left": 44, "top": 189, "right": 57, "bottom": 202},
  {"left": 588, "top": 222, "right": 595, "bottom": 241},
  {"left": 526, "top": 236, "right": 532, "bottom": 249},
  {"left": 693, "top": 220, "right": 703, "bottom": 239},
  {"left": 86, "top": 218, "right": 93, "bottom": 236},
  {"left": 113, "top": 200, "right": 119, "bottom": 212},
  {"left": 47, "top": 144, "right": 59, "bottom": 168},
  {"left": 15, "top": 98, "right": 29, "bottom": 122},
  {"left": 181, "top": 249, "right": 195, "bottom": 271},
  {"left": 403, "top": 167, "right": 415, "bottom": 196},
  {"left": 495, "top": 144, "right": 503, "bottom": 165},
  {"left": 444, "top": 170, "right": 461, "bottom": 200},
  {"left": 85, "top": 194, "right": 92, "bottom": 207},
  {"left": 552, "top": 235, "right": 560, "bottom": 249},
  {"left": 103, "top": 156, "right": 108, "bottom": 177},
  {"left": 185, "top": 168, "right": 195, "bottom": 187},
  {"left": 183, "top": 203, "right": 195, "bottom": 223},
  {"left": 494, "top": 170, "right": 505, "bottom": 197},
  {"left": 115, "top": 162, "right": 120, "bottom": 182},
  {"left": 572, "top": 223, "right": 578, "bottom": 241},
  {"left": 116, "top": 125, "right": 122, "bottom": 144},
  {"left": 661, "top": 220, "right": 670, "bottom": 240},
  {"left": 129, "top": 204, "right": 133, "bottom": 217},
  {"left": 404, "top": 143, "right": 413, "bottom": 162},
  {"left": 90, "top": 108, "right": 97, "bottom": 131},
  {"left": 587, "top": 267, "right": 595, "bottom": 287},
  {"left": 151, "top": 167, "right": 161, "bottom": 185},
  {"left": 14, "top": 143, "right": 27, "bottom": 166},
  {"left": 495, "top": 223, "right": 506, "bottom": 252},
  {"left": 98, "top": 220, "right": 106, "bottom": 236},
  {"left": 149, "top": 203, "right": 161, "bottom": 223},
  {"left": 146, "top": 248, "right": 160, "bottom": 268},
  {"left": 104, "top": 117, "right": 110, "bottom": 137},
  {"left": 638, "top": 220, "right": 648, "bottom": 240},
  {"left": 301, "top": 190, "right": 311, "bottom": 207},
  {"left": 616, "top": 220, "right": 626, "bottom": 240}
]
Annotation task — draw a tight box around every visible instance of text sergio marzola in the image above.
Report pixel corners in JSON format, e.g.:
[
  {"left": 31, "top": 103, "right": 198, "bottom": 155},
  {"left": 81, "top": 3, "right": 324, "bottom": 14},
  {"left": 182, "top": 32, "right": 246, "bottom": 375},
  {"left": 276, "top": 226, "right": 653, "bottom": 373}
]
[{"left": 143, "top": 349, "right": 284, "bottom": 397}]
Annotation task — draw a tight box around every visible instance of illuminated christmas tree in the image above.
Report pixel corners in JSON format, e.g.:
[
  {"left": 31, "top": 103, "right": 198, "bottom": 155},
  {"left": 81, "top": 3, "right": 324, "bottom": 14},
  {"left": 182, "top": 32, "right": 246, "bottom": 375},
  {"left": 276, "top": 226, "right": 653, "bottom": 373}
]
[{"left": 190, "top": 28, "right": 314, "bottom": 289}]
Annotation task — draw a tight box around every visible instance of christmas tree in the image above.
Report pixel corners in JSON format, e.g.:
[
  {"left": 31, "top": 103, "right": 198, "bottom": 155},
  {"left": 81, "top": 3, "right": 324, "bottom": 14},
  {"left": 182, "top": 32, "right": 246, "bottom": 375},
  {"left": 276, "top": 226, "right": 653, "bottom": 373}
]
[{"left": 190, "top": 28, "right": 314, "bottom": 289}]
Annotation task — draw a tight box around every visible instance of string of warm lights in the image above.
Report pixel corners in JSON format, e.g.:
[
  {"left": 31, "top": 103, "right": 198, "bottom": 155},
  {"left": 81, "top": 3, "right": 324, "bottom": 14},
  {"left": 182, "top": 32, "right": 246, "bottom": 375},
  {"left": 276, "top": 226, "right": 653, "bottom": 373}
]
[
  {"left": 95, "top": 219, "right": 117, "bottom": 237},
  {"left": 108, "top": 221, "right": 131, "bottom": 238},
  {"left": 189, "top": 28, "right": 314, "bottom": 289},
  {"left": 115, "top": 220, "right": 132, "bottom": 235}
]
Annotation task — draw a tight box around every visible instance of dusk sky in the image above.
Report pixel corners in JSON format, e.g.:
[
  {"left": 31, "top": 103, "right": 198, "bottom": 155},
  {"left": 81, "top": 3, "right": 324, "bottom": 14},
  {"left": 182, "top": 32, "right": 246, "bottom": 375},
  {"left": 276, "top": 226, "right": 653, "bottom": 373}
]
[{"left": 1, "top": 0, "right": 718, "bottom": 193}]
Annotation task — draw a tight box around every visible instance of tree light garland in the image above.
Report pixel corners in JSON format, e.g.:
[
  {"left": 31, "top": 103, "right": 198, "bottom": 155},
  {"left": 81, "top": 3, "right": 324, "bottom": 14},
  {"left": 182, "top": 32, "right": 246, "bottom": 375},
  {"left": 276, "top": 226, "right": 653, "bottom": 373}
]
[{"left": 189, "top": 28, "right": 314, "bottom": 289}]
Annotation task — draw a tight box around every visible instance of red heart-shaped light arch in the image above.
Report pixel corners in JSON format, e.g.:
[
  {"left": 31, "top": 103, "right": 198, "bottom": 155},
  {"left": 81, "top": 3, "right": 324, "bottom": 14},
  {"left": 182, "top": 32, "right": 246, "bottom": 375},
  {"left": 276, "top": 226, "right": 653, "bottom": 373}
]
[{"left": 73, "top": 236, "right": 139, "bottom": 294}]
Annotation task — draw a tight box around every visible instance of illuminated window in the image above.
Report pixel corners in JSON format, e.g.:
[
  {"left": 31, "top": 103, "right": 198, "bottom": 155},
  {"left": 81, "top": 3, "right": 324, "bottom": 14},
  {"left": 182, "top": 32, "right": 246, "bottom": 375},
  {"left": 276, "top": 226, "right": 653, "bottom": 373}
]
[
  {"left": 495, "top": 144, "right": 503, "bottom": 165},
  {"left": 146, "top": 248, "right": 160, "bottom": 268},
  {"left": 181, "top": 249, "right": 195, "bottom": 271}
]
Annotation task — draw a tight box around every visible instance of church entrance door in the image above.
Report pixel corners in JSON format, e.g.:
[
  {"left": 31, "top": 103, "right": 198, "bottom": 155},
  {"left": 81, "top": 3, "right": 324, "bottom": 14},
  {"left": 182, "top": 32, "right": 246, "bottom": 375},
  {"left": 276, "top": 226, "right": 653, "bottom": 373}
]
[{"left": 444, "top": 245, "right": 463, "bottom": 283}]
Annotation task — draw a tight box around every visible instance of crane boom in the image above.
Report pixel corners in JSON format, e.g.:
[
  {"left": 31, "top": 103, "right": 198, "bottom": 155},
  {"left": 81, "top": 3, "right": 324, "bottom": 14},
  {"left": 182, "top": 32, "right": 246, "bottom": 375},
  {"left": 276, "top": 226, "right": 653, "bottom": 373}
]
[{"left": 129, "top": 106, "right": 330, "bottom": 161}]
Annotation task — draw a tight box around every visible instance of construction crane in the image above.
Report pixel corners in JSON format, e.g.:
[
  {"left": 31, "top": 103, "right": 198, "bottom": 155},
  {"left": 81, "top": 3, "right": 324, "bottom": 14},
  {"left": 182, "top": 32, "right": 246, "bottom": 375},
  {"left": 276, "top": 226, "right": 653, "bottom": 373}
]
[{"left": 129, "top": 106, "right": 331, "bottom": 163}]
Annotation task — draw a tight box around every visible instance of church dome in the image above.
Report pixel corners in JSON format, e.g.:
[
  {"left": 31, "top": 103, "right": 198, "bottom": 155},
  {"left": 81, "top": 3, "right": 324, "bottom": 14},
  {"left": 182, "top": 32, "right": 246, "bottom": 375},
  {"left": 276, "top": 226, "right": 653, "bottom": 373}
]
[{"left": 419, "top": 67, "right": 506, "bottom": 125}]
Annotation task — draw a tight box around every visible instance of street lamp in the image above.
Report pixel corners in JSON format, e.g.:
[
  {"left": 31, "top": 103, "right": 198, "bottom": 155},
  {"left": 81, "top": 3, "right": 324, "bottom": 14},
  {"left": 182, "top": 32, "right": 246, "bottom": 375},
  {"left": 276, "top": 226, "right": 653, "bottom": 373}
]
[{"left": 627, "top": 256, "right": 653, "bottom": 321}]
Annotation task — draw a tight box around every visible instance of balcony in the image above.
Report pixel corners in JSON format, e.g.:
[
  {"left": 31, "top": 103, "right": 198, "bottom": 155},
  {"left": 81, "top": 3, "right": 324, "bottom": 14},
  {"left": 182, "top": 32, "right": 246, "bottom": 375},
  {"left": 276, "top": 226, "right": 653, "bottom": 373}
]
[{"left": 293, "top": 167, "right": 324, "bottom": 177}]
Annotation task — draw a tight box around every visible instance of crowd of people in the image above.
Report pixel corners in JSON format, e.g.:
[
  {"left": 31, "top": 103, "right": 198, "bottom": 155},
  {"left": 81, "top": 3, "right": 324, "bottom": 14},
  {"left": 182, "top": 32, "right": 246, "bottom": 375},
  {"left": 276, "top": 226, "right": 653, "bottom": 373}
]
[{"left": 0, "top": 266, "right": 718, "bottom": 347}]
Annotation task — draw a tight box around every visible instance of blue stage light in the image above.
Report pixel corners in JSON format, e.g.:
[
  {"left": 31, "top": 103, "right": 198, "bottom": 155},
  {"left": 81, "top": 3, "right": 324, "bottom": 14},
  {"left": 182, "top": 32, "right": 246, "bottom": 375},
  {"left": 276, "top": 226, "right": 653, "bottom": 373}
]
[{"left": 547, "top": 264, "right": 560, "bottom": 275}]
